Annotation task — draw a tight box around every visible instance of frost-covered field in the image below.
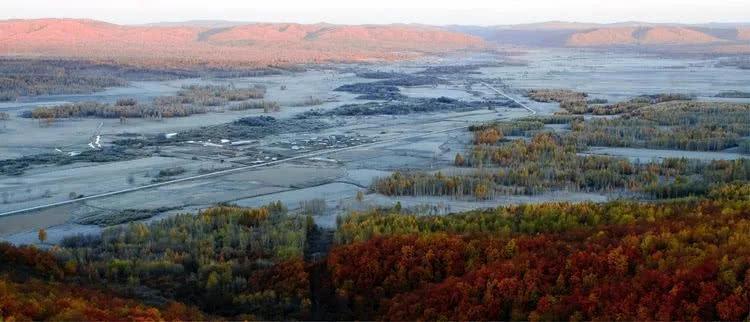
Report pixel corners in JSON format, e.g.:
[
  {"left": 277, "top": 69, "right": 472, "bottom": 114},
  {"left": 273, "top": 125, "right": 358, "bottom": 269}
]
[{"left": 2, "top": 49, "right": 748, "bottom": 244}]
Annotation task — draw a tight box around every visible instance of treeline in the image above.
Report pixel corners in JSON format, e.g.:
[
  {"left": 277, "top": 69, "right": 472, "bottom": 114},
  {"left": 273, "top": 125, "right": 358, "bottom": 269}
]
[
  {"left": 550, "top": 100, "right": 750, "bottom": 152},
  {"left": 339, "top": 183, "right": 750, "bottom": 244},
  {"left": 174, "top": 84, "right": 266, "bottom": 107},
  {"left": 370, "top": 102, "right": 750, "bottom": 200},
  {"left": 50, "top": 203, "right": 313, "bottom": 320},
  {"left": 0, "top": 58, "right": 196, "bottom": 101},
  {"left": 372, "top": 171, "right": 497, "bottom": 200},
  {"left": 24, "top": 101, "right": 208, "bottom": 119},
  {"left": 468, "top": 117, "right": 551, "bottom": 137},
  {"left": 22, "top": 84, "right": 270, "bottom": 119},
  {"left": 229, "top": 100, "right": 281, "bottom": 112},
  {"left": 0, "top": 75, "right": 126, "bottom": 102},
  {"left": 527, "top": 89, "right": 589, "bottom": 113},
  {"left": 571, "top": 102, "right": 750, "bottom": 151},
  {"left": 0, "top": 59, "right": 127, "bottom": 101},
  {"left": 589, "top": 93, "right": 694, "bottom": 115},
  {"left": 527, "top": 88, "right": 692, "bottom": 115},
  {"left": 327, "top": 188, "right": 750, "bottom": 320},
  {"left": 0, "top": 58, "right": 284, "bottom": 101},
  {"left": 375, "top": 156, "right": 749, "bottom": 199},
  {"left": 373, "top": 131, "right": 750, "bottom": 199}
]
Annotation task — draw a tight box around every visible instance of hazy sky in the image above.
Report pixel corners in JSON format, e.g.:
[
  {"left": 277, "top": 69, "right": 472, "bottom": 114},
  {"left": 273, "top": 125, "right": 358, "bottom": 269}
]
[{"left": 2, "top": 0, "right": 748, "bottom": 25}]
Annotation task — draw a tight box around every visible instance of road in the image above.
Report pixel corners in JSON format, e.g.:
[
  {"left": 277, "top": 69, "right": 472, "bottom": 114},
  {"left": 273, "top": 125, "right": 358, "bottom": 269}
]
[
  {"left": 480, "top": 82, "right": 537, "bottom": 116},
  {"left": 0, "top": 85, "right": 535, "bottom": 218},
  {"left": 0, "top": 120, "right": 475, "bottom": 217}
]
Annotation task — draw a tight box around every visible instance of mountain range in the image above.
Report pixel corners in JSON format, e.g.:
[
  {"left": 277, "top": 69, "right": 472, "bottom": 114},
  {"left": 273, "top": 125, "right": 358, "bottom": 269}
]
[
  {"left": 1, "top": 19, "right": 748, "bottom": 67},
  {"left": 451, "top": 22, "right": 750, "bottom": 52},
  {"left": 0, "top": 19, "right": 485, "bottom": 67}
]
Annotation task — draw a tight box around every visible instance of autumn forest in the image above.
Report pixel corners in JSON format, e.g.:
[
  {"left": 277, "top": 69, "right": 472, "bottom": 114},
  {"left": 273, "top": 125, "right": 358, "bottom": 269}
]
[
  {"left": 0, "top": 183, "right": 748, "bottom": 320},
  {"left": 2, "top": 9, "right": 750, "bottom": 321}
]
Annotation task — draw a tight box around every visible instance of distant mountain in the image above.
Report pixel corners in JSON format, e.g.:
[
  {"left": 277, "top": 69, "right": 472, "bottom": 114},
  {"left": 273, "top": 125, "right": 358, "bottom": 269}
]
[
  {"left": 0, "top": 19, "right": 486, "bottom": 67},
  {"left": 739, "top": 27, "right": 750, "bottom": 41},
  {"left": 490, "top": 21, "right": 659, "bottom": 30},
  {"left": 566, "top": 26, "right": 723, "bottom": 46},
  {"left": 3, "top": 18, "right": 748, "bottom": 66},
  {"left": 449, "top": 22, "right": 750, "bottom": 53},
  {"left": 566, "top": 27, "right": 639, "bottom": 46},
  {"left": 141, "top": 20, "right": 254, "bottom": 28}
]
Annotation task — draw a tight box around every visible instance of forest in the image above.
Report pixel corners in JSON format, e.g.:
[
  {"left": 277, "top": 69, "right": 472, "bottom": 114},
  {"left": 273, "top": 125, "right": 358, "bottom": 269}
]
[
  {"left": 0, "top": 202, "right": 313, "bottom": 320},
  {"left": 527, "top": 88, "right": 693, "bottom": 115},
  {"left": 571, "top": 101, "right": 750, "bottom": 151},
  {"left": 326, "top": 184, "right": 750, "bottom": 320},
  {"left": 374, "top": 132, "right": 749, "bottom": 199},
  {"left": 0, "top": 243, "right": 207, "bottom": 321},
  {"left": 372, "top": 101, "right": 750, "bottom": 200},
  {"left": 0, "top": 58, "right": 285, "bottom": 101},
  {"left": 22, "top": 85, "right": 268, "bottom": 120},
  {"left": 0, "top": 60, "right": 127, "bottom": 101},
  {"left": 0, "top": 58, "right": 197, "bottom": 101},
  {"left": 51, "top": 203, "right": 312, "bottom": 320},
  {"left": 1, "top": 184, "right": 748, "bottom": 320}
]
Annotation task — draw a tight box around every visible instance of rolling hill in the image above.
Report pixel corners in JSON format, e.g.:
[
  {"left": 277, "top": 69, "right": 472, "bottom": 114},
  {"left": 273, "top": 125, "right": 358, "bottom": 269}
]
[
  {"left": 566, "top": 27, "right": 639, "bottom": 46},
  {"left": 451, "top": 22, "right": 750, "bottom": 52},
  {"left": 0, "top": 19, "right": 486, "bottom": 67},
  {"left": 567, "top": 26, "right": 723, "bottom": 46},
  {"left": 3, "top": 19, "right": 748, "bottom": 66}
]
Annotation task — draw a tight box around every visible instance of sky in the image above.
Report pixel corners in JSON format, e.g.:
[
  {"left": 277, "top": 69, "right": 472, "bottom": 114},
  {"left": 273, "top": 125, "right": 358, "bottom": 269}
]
[{"left": 2, "top": 0, "right": 748, "bottom": 26}]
